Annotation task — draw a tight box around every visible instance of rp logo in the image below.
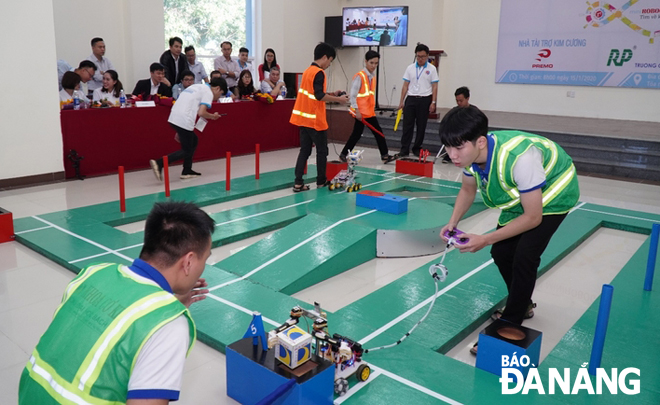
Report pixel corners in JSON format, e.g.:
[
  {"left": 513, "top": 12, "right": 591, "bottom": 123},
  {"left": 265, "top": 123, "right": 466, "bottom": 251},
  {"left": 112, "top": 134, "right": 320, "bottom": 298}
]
[
  {"left": 607, "top": 49, "right": 633, "bottom": 66},
  {"left": 535, "top": 48, "right": 551, "bottom": 61}
]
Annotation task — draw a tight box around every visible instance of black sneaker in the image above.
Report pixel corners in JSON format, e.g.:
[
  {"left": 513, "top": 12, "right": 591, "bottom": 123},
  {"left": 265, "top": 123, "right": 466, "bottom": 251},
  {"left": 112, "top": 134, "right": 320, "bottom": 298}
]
[
  {"left": 381, "top": 155, "right": 398, "bottom": 164},
  {"left": 180, "top": 170, "right": 202, "bottom": 179},
  {"left": 339, "top": 154, "right": 347, "bottom": 163},
  {"left": 149, "top": 159, "right": 162, "bottom": 181}
]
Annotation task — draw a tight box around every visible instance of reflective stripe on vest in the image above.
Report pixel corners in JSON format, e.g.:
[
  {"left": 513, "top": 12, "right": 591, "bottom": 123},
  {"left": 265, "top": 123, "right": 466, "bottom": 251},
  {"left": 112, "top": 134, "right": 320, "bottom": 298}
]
[
  {"left": 355, "top": 71, "right": 375, "bottom": 118},
  {"left": 76, "top": 291, "right": 178, "bottom": 391},
  {"left": 26, "top": 350, "right": 122, "bottom": 405},
  {"left": 467, "top": 131, "right": 579, "bottom": 221},
  {"left": 289, "top": 65, "right": 327, "bottom": 130}
]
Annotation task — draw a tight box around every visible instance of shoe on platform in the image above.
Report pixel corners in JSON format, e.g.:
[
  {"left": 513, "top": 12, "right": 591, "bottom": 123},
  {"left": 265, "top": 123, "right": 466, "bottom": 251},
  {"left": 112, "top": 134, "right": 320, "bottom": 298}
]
[
  {"left": 491, "top": 303, "right": 537, "bottom": 321},
  {"left": 149, "top": 159, "right": 162, "bottom": 181},
  {"left": 180, "top": 170, "right": 202, "bottom": 179},
  {"left": 381, "top": 154, "right": 398, "bottom": 164}
]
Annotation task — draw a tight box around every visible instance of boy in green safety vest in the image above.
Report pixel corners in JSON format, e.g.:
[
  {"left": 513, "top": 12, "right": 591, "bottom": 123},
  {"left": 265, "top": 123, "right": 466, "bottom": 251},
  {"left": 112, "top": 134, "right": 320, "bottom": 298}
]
[
  {"left": 19, "top": 201, "right": 214, "bottom": 404},
  {"left": 438, "top": 106, "right": 580, "bottom": 354}
]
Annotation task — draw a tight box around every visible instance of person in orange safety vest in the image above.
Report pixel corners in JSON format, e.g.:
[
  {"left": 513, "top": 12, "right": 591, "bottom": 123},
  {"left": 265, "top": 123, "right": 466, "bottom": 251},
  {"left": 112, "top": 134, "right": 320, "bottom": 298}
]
[
  {"left": 290, "top": 42, "right": 349, "bottom": 192},
  {"left": 340, "top": 50, "right": 398, "bottom": 165}
]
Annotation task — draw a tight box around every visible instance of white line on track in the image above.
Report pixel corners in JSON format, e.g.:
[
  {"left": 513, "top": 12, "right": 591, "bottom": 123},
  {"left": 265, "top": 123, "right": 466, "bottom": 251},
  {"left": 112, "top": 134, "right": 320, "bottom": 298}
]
[
  {"left": 69, "top": 243, "right": 144, "bottom": 264},
  {"left": 208, "top": 209, "right": 378, "bottom": 291},
  {"left": 370, "top": 364, "right": 463, "bottom": 405},
  {"left": 31, "top": 216, "right": 134, "bottom": 263},
  {"left": 359, "top": 259, "right": 494, "bottom": 345},
  {"left": 14, "top": 225, "right": 53, "bottom": 235},
  {"left": 214, "top": 200, "right": 312, "bottom": 227}
]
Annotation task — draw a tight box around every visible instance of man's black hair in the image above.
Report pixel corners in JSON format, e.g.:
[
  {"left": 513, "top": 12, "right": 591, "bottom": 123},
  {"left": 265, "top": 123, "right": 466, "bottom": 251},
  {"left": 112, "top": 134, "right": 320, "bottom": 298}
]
[
  {"left": 184, "top": 45, "right": 195, "bottom": 53},
  {"left": 438, "top": 105, "right": 488, "bottom": 147},
  {"left": 221, "top": 41, "right": 232, "bottom": 48},
  {"left": 365, "top": 50, "right": 380, "bottom": 61},
  {"left": 455, "top": 86, "right": 470, "bottom": 98},
  {"left": 177, "top": 70, "right": 195, "bottom": 82},
  {"left": 415, "top": 43, "right": 429, "bottom": 54},
  {"left": 169, "top": 37, "right": 183, "bottom": 47},
  {"left": 314, "top": 42, "right": 336, "bottom": 61},
  {"left": 239, "top": 47, "right": 249, "bottom": 54},
  {"left": 140, "top": 202, "right": 215, "bottom": 268},
  {"left": 150, "top": 62, "right": 165, "bottom": 73},
  {"left": 78, "top": 60, "right": 97, "bottom": 71},
  {"left": 210, "top": 77, "right": 228, "bottom": 94},
  {"left": 91, "top": 37, "right": 104, "bottom": 47}
]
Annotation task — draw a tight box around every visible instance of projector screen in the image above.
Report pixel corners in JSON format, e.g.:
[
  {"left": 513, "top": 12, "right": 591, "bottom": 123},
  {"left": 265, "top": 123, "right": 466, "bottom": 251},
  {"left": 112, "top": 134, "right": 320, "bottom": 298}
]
[{"left": 342, "top": 6, "right": 409, "bottom": 47}]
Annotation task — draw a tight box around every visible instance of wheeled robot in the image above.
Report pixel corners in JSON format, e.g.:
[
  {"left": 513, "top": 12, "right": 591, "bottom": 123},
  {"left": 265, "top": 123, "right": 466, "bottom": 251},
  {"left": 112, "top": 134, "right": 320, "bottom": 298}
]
[
  {"left": 329, "top": 150, "right": 363, "bottom": 192},
  {"left": 267, "top": 303, "right": 371, "bottom": 396}
]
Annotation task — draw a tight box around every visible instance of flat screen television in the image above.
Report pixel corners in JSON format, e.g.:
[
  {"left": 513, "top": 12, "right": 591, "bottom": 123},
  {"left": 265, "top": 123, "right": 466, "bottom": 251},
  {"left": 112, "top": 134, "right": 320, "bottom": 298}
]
[{"left": 342, "top": 6, "right": 408, "bottom": 47}]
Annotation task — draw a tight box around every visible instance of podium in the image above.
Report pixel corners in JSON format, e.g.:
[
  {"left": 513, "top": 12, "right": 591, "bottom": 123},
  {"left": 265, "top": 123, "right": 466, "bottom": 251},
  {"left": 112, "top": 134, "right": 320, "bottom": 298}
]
[{"left": 226, "top": 338, "right": 335, "bottom": 404}]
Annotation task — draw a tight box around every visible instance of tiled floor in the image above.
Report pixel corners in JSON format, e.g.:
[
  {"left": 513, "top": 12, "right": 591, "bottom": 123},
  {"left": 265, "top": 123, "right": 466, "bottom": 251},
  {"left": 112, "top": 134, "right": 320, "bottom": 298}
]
[{"left": 1, "top": 145, "right": 659, "bottom": 404}]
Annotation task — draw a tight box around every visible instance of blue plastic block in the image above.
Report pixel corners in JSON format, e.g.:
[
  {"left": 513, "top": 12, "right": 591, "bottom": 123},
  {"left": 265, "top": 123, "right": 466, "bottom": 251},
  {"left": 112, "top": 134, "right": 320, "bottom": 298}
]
[
  {"left": 356, "top": 192, "right": 408, "bottom": 215},
  {"left": 476, "top": 319, "right": 542, "bottom": 380},
  {"left": 226, "top": 338, "right": 334, "bottom": 404}
]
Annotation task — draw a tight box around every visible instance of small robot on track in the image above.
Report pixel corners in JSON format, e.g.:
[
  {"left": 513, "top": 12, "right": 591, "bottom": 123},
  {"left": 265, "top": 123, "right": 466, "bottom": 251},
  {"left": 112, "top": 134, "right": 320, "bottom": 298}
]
[{"left": 329, "top": 150, "right": 363, "bottom": 192}]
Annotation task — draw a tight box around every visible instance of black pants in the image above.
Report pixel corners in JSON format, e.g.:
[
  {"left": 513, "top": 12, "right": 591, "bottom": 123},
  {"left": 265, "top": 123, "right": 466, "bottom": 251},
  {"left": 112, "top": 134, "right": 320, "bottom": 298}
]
[
  {"left": 294, "top": 126, "right": 328, "bottom": 186},
  {"left": 400, "top": 95, "right": 432, "bottom": 156},
  {"left": 157, "top": 123, "right": 198, "bottom": 172},
  {"left": 490, "top": 213, "right": 567, "bottom": 325},
  {"left": 341, "top": 116, "right": 389, "bottom": 157}
]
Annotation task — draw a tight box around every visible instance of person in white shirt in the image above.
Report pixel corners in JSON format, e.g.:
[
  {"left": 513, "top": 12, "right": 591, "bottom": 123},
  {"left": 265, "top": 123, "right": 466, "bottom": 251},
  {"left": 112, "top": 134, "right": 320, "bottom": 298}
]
[
  {"left": 237, "top": 47, "right": 257, "bottom": 85},
  {"left": 57, "top": 60, "right": 96, "bottom": 92},
  {"left": 397, "top": 43, "right": 439, "bottom": 157},
  {"left": 185, "top": 46, "right": 208, "bottom": 84},
  {"left": 87, "top": 37, "right": 115, "bottom": 93},
  {"left": 213, "top": 41, "right": 240, "bottom": 91},
  {"left": 59, "top": 71, "right": 81, "bottom": 104},
  {"left": 149, "top": 78, "right": 227, "bottom": 181},
  {"left": 92, "top": 70, "right": 124, "bottom": 106},
  {"left": 259, "top": 66, "right": 286, "bottom": 98}
]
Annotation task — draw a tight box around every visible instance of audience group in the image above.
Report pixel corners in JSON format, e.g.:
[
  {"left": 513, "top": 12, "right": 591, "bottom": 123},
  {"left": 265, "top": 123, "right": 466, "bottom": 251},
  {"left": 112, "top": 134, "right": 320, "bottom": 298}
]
[{"left": 57, "top": 36, "right": 286, "bottom": 107}]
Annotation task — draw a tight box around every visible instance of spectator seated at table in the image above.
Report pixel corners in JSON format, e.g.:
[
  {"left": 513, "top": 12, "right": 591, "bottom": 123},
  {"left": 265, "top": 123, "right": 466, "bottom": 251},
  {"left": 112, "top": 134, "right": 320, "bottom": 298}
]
[
  {"left": 258, "top": 48, "right": 279, "bottom": 81},
  {"left": 132, "top": 62, "right": 172, "bottom": 99},
  {"left": 59, "top": 71, "right": 81, "bottom": 104},
  {"left": 92, "top": 69, "right": 123, "bottom": 106},
  {"left": 172, "top": 71, "right": 195, "bottom": 100},
  {"left": 210, "top": 70, "right": 234, "bottom": 101},
  {"left": 236, "top": 70, "right": 257, "bottom": 99},
  {"left": 58, "top": 60, "right": 97, "bottom": 92},
  {"left": 259, "top": 66, "right": 286, "bottom": 99}
]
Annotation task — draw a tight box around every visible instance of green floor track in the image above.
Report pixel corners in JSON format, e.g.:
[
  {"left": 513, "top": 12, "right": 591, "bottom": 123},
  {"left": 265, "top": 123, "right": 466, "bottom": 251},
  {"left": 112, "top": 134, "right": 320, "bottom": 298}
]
[{"left": 14, "top": 166, "right": 660, "bottom": 404}]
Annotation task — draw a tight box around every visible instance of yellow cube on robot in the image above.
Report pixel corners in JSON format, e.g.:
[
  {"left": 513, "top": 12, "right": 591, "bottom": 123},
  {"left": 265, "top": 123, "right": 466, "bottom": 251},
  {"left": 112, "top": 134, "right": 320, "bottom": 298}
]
[{"left": 275, "top": 325, "right": 312, "bottom": 369}]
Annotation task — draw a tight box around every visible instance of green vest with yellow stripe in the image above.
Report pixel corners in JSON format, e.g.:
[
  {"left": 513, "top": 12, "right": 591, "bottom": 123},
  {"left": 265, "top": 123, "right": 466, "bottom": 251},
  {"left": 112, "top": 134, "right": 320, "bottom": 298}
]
[
  {"left": 467, "top": 131, "right": 580, "bottom": 226},
  {"left": 19, "top": 263, "right": 195, "bottom": 405}
]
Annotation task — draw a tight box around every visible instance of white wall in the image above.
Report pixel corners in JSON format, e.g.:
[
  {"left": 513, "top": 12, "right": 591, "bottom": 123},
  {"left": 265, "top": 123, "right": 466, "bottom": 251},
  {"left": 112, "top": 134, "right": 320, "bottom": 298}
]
[
  {"left": 52, "top": 0, "right": 164, "bottom": 93},
  {"left": 0, "top": 1, "right": 63, "bottom": 181}
]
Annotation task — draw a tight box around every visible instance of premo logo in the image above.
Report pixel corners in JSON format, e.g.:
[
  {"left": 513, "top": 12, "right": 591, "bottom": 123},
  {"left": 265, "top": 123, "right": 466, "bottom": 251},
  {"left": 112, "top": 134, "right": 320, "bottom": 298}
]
[
  {"left": 607, "top": 49, "right": 633, "bottom": 66},
  {"left": 499, "top": 354, "right": 640, "bottom": 395}
]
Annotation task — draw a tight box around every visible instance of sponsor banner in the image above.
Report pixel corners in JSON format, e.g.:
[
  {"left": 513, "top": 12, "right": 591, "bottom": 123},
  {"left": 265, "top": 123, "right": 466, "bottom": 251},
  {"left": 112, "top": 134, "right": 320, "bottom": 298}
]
[{"left": 496, "top": 0, "right": 660, "bottom": 88}]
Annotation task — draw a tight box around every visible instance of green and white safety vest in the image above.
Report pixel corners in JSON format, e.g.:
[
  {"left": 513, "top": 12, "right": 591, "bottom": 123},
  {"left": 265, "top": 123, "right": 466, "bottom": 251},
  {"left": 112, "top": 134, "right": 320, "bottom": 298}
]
[
  {"left": 19, "top": 263, "right": 195, "bottom": 405},
  {"left": 466, "top": 131, "right": 580, "bottom": 226}
]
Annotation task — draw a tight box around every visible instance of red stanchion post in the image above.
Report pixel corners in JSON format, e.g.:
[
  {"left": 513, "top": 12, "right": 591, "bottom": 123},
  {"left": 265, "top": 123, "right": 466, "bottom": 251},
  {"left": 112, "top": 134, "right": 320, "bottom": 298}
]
[
  {"left": 255, "top": 143, "right": 260, "bottom": 180},
  {"left": 118, "top": 166, "right": 126, "bottom": 213},
  {"left": 226, "top": 152, "right": 231, "bottom": 191},
  {"left": 304, "top": 162, "right": 307, "bottom": 174},
  {"left": 163, "top": 156, "right": 170, "bottom": 197}
]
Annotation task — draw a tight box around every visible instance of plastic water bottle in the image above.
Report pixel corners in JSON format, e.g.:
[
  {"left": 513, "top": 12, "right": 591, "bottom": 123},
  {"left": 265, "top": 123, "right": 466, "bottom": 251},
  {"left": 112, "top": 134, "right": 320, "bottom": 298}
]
[
  {"left": 73, "top": 91, "right": 81, "bottom": 110},
  {"left": 119, "top": 89, "right": 126, "bottom": 108},
  {"left": 280, "top": 85, "right": 286, "bottom": 99}
]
